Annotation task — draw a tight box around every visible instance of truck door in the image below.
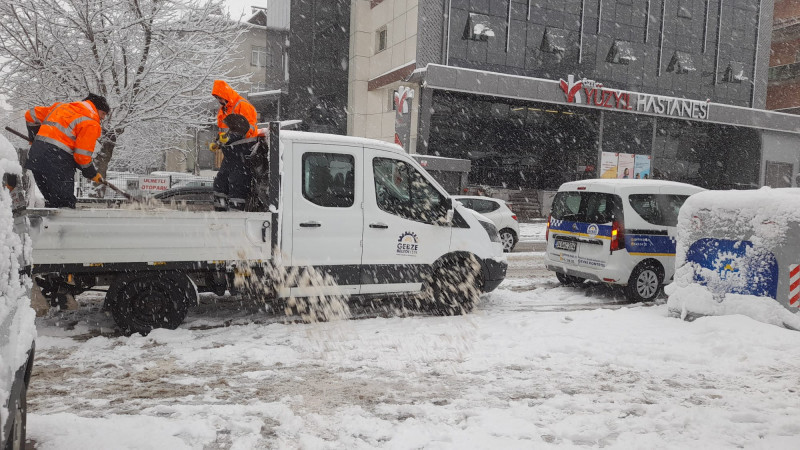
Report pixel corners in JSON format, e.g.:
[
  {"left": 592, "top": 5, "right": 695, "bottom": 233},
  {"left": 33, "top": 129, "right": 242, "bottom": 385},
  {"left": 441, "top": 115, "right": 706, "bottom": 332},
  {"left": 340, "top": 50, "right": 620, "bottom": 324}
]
[
  {"left": 361, "top": 149, "right": 453, "bottom": 294},
  {"left": 290, "top": 143, "right": 363, "bottom": 296}
]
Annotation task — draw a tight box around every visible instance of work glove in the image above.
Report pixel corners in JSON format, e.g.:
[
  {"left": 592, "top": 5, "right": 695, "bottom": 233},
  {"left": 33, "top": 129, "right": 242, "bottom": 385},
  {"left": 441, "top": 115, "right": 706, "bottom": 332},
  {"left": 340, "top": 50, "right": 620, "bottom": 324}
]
[
  {"left": 91, "top": 173, "right": 104, "bottom": 184},
  {"left": 218, "top": 131, "right": 230, "bottom": 145},
  {"left": 209, "top": 142, "right": 220, "bottom": 152}
]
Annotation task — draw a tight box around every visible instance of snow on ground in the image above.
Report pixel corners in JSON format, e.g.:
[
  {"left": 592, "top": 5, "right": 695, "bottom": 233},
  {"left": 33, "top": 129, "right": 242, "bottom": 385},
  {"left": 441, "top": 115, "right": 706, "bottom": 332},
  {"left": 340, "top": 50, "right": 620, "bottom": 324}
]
[
  {"left": 518, "top": 221, "right": 547, "bottom": 243},
  {"left": 26, "top": 268, "right": 800, "bottom": 449}
]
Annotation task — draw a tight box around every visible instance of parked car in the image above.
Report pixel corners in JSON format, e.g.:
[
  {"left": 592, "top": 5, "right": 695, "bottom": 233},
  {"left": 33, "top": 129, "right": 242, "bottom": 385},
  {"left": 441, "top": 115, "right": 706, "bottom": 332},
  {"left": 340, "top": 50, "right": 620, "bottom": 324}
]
[
  {"left": 545, "top": 179, "right": 704, "bottom": 301},
  {"left": 453, "top": 195, "right": 519, "bottom": 252},
  {"left": 0, "top": 134, "right": 36, "bottom": 450}
]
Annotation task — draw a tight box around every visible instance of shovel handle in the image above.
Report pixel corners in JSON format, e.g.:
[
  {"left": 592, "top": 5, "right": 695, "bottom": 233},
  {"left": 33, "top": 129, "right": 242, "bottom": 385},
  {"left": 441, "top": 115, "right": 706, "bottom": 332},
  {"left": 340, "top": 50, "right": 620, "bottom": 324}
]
[
  {"left": 4, "top": 126, "right": 31, "bottom": 144},
  {"left": 101, "top": 179, "right": 134, "bottom": 201}
]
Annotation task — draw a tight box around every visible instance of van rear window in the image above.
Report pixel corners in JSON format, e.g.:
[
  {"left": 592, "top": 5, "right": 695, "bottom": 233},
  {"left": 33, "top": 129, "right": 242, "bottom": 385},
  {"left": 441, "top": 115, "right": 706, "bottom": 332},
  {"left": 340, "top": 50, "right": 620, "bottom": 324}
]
[
  {"left": 628, "top": 194, "right": 690, "bottom": 227},
  {"left": 550, "top": 191, "right": 622, "bottom": 224}
]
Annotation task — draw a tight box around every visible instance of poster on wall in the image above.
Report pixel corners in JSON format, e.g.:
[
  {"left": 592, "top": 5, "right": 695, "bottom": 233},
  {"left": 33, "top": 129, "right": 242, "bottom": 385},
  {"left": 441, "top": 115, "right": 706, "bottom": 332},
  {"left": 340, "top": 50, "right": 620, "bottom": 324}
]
[
  {"left": 394, "top": 86, "right": 414, "bottom": 152},
  {"left": 617, "top": 153, "right": 635, "bottom": 179},
  {"left": 634, "top": 155, "right": 652, "bottom": 179},
  {"left": 600, "top": 152, "right": 619, "bottom": 179}
]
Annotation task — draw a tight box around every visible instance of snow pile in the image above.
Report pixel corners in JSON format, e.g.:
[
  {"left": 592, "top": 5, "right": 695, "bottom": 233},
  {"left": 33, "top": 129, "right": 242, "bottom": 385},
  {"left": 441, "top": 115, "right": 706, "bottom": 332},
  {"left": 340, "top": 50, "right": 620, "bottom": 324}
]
[
  {"left": 667, "top": 187, "right": 800, "bottom": 329},
  {"left": 0, "top": 134, "right": 36, "bottom": 426}
]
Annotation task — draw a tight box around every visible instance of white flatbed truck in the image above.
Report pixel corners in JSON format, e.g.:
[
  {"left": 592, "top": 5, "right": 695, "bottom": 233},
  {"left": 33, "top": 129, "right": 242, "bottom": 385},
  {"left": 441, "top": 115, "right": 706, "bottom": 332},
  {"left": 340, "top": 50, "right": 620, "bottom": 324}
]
[{"left": 28, "top": 124, "right": 507, "bottom": 334}]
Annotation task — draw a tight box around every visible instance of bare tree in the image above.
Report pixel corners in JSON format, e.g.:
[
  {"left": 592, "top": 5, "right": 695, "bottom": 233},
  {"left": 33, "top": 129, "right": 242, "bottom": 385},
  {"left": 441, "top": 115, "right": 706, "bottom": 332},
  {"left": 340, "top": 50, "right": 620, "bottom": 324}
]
[{"left": 0, "top": 0, "right": 246, "bottom": 174}]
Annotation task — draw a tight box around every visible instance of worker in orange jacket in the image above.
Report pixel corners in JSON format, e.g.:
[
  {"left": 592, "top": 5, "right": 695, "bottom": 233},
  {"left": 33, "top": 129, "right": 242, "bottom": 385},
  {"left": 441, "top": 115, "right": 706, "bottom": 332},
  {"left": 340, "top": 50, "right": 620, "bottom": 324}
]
[
  {"left": 24, "top": 94, "right": 110, "bottom": 208},
  {"left": 210, "top": 80, "right": 258, "bottom": 210},
  {"left": 24, "top": 102, "right": 62, "bottom": 141}
]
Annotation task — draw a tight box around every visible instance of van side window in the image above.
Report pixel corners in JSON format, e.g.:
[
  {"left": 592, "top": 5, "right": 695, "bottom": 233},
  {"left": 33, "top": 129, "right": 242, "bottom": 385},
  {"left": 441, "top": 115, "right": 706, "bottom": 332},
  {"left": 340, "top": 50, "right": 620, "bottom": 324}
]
[
  {"left": 302, "top": 153, "right": 355, "bottom": 208},
  {"left": 628, "top": 194, "right": 689, "bottom": 227},
  {"left": 373, "top": 157, "right": 446, "bottom": 224}
]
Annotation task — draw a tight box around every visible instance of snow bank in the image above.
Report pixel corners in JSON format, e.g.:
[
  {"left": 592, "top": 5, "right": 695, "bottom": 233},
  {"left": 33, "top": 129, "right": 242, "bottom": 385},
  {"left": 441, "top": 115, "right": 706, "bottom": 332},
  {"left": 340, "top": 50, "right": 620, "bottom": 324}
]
[
  {"left": 668, "top": 187, "right": 800, "bottom": 329},
  {"left": 0, "top": 133, "right": 36, "bottom": 426}
]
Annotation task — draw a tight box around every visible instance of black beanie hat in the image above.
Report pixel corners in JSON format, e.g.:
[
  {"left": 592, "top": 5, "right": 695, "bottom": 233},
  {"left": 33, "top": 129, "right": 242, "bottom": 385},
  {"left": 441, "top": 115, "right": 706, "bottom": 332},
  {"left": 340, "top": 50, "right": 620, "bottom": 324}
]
[
  {"left": 223, "top": 114, "right": 251, "bottom": 136},
  {"left": 83, "top": 93, "right": 110, "bottom": 114}
]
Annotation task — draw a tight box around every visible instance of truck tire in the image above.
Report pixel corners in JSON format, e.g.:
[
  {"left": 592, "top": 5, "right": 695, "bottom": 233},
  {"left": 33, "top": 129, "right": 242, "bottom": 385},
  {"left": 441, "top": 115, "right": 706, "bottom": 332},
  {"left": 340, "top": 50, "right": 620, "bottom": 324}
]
[
  {"left": 427, "top": 254, "right": 482, "bottom": 315},
  {"left": 624, "top": 262, "right": 662, "bottom": 302},
  {"left": 106, "top": 272, "right": 197, "bottom": 335},
  {"left": 4, "top": 384, "right": 26, "bottom": 450}
]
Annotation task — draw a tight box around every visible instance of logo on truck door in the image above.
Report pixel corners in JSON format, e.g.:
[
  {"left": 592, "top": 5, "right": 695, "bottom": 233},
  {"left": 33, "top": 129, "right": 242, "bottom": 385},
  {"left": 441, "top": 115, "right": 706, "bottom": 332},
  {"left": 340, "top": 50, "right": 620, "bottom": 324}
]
[{"left": 397, "top": 231, "right": 419, "bottom": 256}]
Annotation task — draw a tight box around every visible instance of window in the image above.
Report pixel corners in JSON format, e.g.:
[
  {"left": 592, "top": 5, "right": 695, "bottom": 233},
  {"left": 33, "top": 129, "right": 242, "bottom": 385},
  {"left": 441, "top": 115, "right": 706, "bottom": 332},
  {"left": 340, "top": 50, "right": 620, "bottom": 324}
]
[
  {"left": 373, "top": 157, "right": 447, "bottom": 224},
  {"left": 470, "top": 199, "right": 500, "bottom": 214},
  {"left": 251, "top": 46, "right": 268, "bottom": 67},
  {"left": 302, "top": 153, "right": 355, "bottom": 208},
  {"left": 377, "top": 27, "right": 387, "bottom": 52},
  {"left": 628, "top": 194, "right": 690, "bottom": 227},
  {"left": 550, "top": 192, "right": 622, "bottom": 224},
  {"left": 464, "top": 13, "right": 495, "bottom": 41}
]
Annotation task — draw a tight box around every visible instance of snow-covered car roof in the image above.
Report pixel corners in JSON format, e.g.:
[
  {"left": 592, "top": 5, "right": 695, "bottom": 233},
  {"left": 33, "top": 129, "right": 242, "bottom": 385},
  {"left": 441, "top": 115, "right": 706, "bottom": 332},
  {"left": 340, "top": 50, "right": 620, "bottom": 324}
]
[{"left": 557, "top": 178, "right": 705, "bottom": 196}]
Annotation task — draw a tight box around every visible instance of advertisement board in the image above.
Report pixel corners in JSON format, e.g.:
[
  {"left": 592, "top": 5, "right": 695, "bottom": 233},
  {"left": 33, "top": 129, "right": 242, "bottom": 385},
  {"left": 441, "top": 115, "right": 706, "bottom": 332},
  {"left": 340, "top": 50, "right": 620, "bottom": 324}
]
[
  {"left": 634, "top": 154, "right": 651, "bottom": 179},
  {"left": 617, "top": 153, "right": 635, "bottom": 179},
  {"left": 600, "top": 152, "right": 618, "bottom": 179},
  {"left": 138, "top": 176, "right": 170, "bottom": 193}
]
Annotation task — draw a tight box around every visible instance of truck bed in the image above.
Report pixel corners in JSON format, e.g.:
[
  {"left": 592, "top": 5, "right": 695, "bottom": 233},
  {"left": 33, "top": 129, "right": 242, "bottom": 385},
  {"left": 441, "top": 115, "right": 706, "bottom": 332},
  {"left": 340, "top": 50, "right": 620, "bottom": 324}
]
[{"left": 28, "top": 208, "right": 274, "bottom": 272}]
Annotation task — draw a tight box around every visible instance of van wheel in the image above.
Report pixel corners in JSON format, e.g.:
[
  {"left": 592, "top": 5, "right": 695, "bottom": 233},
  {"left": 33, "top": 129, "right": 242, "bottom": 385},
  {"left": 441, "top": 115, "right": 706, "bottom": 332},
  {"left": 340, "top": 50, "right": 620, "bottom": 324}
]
[
  {"left": 106, "top": 272, "right": 197, "bottom": 335},
  {"left": 427, "top": 254, "right": 483, "bottom": 315},
  {"left": 499, "top": 228, "right": 517, "bottom": 253},
  {"left": 625, "top": 262, "right": 662, "bottom": 302},
  {"left": 5, "top": 383, "right": 26, "bottom": 450},
  {"left": 556, "top": 272, "right": 585, "bottom": 286}
]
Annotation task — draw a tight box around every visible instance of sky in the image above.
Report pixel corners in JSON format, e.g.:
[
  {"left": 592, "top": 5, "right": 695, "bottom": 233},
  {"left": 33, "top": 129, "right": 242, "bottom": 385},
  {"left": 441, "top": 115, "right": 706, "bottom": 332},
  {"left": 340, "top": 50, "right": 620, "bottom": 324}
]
[{"left": 226, "top": 0, "right": 267, "bottom": 19}]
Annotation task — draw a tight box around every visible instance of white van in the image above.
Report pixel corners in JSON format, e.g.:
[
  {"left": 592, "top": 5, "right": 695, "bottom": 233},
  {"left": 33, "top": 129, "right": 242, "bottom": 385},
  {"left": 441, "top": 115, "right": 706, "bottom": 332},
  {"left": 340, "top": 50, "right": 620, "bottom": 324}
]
[{"left": 545, "top": 179, "right": 704, "bottom": 301}]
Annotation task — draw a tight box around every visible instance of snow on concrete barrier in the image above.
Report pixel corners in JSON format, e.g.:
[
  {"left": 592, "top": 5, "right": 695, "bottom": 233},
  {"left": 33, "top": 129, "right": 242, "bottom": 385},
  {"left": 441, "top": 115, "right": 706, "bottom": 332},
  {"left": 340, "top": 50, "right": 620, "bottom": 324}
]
[{"left": 666, "top": 187, "right": 800, "bottom": 330}]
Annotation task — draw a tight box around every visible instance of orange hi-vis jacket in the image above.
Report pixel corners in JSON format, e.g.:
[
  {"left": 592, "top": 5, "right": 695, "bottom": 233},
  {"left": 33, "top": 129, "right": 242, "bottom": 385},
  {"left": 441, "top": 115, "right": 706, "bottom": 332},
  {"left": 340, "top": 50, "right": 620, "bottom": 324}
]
[
  {"left": 212, "top": 80, "right": 258, "bottom": 138},
  {"left": 24, "top": 102, "right": 62, "bottom": 128},
  {"left": 34, "top": 101, "right": 102, "bottom": 173}
]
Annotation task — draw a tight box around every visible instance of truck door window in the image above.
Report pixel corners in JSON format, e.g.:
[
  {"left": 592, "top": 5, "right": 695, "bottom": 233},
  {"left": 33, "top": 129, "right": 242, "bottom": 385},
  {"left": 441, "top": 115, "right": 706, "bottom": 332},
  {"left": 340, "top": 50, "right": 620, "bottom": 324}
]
[
  {"left": 373, "top": 157, "right": 446, "bottom": 224},
  {"left": 302, "top": 153, "right": 355, "bottom": 207}
]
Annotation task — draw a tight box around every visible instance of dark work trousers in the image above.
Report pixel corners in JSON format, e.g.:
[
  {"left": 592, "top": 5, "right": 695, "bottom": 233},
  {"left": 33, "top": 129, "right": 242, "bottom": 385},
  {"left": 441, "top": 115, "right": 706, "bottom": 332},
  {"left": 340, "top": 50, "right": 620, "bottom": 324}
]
[
  {"left": 25, "top": 141, "right": 77, "bottom": 208},
  {"left": 213, "top": 140, "right": 253, "bottom": 210}
]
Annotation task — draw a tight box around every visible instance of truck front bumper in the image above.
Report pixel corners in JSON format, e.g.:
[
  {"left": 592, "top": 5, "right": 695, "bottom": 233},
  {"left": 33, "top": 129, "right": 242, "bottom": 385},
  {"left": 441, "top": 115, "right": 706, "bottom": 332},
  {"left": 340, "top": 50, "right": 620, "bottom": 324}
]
[{"left": 481, "top": 257, "right": 508, "bottom": 293}]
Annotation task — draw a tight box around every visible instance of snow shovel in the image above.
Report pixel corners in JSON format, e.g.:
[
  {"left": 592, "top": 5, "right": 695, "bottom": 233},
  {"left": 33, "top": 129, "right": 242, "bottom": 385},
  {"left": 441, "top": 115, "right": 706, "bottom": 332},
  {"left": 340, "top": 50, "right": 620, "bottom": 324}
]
[{"left": 101, "top": 179, "right": 137, "bottom": 202}]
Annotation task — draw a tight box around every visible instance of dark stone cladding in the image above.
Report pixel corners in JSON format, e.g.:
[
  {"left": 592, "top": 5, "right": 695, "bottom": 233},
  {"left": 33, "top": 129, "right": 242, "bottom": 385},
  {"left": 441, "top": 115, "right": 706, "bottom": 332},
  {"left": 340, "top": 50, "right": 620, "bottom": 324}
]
[
  {"left": 287, "top": 0, "right": 351, "bottom": 134},
  {"left": 416, "top": 0, "right": 772, "bottom": 109}
]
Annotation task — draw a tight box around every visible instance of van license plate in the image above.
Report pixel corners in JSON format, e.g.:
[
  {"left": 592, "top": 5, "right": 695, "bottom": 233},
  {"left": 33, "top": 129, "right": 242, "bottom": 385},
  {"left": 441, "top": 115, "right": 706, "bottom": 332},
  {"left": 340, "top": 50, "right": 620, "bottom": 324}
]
[{"left": 554, "top": 239, "right": 577, "bottom": 252}]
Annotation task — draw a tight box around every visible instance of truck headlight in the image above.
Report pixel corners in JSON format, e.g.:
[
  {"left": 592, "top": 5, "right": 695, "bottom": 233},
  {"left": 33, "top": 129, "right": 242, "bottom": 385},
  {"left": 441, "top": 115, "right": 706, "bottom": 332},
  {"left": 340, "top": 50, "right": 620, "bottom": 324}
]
[{"left": 479, "top": 220, "right": 500, "bottom": 243}]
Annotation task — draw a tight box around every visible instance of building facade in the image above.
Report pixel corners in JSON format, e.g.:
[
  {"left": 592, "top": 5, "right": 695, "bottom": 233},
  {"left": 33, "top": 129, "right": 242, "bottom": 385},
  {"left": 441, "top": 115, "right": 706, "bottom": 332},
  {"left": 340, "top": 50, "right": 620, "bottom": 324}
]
[
  {"left": 768, "top": 0, "right": 800, "bottom": 113},
  {"left": 349, "top": 0, "right": 800, "bottom": 192}
]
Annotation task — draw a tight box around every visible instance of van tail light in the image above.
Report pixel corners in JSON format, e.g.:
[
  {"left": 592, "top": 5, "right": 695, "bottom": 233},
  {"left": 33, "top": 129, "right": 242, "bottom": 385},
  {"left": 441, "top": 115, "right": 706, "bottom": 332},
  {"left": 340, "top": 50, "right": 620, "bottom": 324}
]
[
  {"left": 610, "top": 220, "right": 625, "bottom": 252},
  {"left": 546, "top": 214, "right": 551, "bottom": 242},
  {"left": 511, "top": 214, "right": 518, "bottom": 221}
]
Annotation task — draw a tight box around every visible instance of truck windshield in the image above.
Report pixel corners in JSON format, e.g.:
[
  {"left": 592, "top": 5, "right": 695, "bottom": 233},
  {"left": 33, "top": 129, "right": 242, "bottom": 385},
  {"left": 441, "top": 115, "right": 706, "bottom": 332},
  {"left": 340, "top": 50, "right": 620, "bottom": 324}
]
[{"left": 551, "top": 191, "right": 622, "bottom": 224}]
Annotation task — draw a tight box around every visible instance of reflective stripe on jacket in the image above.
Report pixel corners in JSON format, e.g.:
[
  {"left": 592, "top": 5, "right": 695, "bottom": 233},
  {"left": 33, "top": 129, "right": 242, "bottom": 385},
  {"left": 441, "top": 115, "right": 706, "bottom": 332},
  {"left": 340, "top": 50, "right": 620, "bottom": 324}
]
[
  {"left": 212, "top": 80, "right": 259, "bottom": 138},
  {"left": 34, "top": 101, "right": 102, "bottom": 170},
  {"left": 25, "top": 102, "right": 62, "bottom": 126}
]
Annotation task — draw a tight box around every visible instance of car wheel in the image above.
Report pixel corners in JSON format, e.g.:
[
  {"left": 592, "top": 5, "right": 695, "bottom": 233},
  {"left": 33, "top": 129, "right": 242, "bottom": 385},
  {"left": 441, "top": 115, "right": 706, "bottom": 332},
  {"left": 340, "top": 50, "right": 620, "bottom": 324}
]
[
  {"left": 425, "top": 254, "right": 483, "bottom": 315},
  {"left": 625, "top": 262, "right": 662, "bottom": 302},
  {"left": 499, "top": 228, "right": 518, "bottom": 253},
  {"left": 106, "top": 272, "right": 197, "bottom": 335},
  {"left": 5, "top": 384, "right": 26, "bottom": 450},
  {"left": 556, "top": 272, "right": 585, "bottom": 286}
]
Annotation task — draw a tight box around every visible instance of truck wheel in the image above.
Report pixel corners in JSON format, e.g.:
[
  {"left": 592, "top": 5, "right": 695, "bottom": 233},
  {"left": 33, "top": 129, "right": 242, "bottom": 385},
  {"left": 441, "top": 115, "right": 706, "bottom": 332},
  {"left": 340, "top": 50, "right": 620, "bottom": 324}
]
[
  {"left": 556, "top": 272, "right": 585, "bottom": 286},
  {"left": 106, "top": 272, "right": 197, "bottom": 335},
  {"left": 5, "top": 384, "right": 26, "bottom": 450},
  {"left": 499, "top": 228, "right": 517, "bottom": 253},
  {"left": 427, "top": 254, "right": 482, "bottom": 315},
  {"left": 624, "top": 262, "right": 662, "bottom": 302}
]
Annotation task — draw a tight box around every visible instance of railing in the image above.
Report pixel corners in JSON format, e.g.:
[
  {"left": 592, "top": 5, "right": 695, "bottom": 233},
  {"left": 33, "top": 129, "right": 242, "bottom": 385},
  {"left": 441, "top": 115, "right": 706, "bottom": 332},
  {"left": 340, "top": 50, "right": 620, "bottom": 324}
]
[{"left": 75, "top": 172, "right": 214, "bottom": 200}]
